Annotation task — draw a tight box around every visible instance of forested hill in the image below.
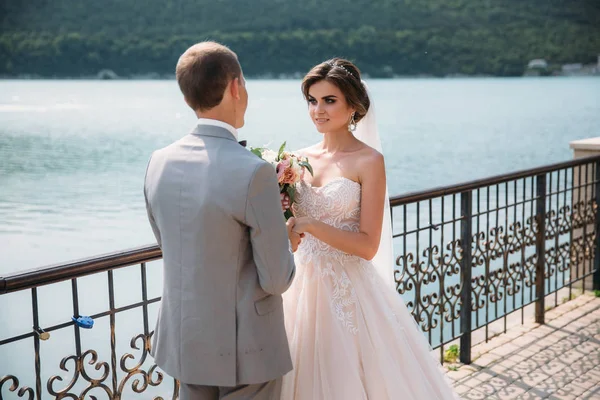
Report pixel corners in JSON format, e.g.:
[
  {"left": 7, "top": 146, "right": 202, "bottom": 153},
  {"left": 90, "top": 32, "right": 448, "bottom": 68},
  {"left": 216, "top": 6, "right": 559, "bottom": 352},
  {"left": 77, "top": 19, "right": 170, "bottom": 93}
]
[{"left": 1, "top": 0, "right": 599, "bottom": 77}]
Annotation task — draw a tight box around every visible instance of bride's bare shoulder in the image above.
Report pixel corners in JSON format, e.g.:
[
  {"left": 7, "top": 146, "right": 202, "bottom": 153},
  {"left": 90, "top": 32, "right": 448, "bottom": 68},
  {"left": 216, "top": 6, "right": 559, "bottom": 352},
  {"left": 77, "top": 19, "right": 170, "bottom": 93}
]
[
  {"left": 357, "top": 144, "right": 384, "bottom": 165},
  {"left": 355, "top": 146, "right": 385, "bottom": 183}
]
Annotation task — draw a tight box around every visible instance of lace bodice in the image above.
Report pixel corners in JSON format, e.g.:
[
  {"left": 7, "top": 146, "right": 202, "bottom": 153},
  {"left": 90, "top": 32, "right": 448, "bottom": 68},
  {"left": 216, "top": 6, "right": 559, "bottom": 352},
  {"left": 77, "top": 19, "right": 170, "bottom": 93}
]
[{"left": 293, "top": 177, "right": 364, "bottom": 265}]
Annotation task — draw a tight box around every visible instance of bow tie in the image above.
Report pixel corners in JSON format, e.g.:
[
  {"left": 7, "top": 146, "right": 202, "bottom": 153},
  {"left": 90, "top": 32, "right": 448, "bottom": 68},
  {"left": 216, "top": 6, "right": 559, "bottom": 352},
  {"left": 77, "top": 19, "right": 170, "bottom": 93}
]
[{"left": 238, "top": 140, "right": 247, "bottom": 148}]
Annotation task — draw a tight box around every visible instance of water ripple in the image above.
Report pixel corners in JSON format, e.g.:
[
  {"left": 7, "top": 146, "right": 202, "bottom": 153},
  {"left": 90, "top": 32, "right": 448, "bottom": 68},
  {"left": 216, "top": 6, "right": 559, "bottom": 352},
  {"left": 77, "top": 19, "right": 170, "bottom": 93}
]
[{"left": 0, "top": 78, "right": 599, "bottom": 272}]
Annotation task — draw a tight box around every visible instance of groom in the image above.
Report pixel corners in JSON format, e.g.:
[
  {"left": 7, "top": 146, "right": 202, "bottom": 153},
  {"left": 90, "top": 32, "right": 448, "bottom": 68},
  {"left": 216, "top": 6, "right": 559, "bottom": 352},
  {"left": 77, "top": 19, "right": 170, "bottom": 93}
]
[{"left": 144, "top": 41, "right": 299, "bottom": 399}]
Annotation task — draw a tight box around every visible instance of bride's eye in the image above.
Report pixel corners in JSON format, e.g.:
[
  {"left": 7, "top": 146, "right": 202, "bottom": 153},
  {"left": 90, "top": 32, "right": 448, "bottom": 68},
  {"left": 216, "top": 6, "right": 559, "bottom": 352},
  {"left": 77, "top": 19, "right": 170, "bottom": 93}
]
[
  {"left": 308, "top": 99, "right": 317, "bottom": 105},
  {"left": 325, "top": 99, "right": 336, "bottom": 104}
]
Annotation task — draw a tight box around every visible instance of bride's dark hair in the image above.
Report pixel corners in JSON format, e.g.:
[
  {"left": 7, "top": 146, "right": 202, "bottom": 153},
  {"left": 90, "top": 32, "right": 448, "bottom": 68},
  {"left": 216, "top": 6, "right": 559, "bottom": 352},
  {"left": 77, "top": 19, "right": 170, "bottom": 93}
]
[{"left": 301, "top": 58, "right": 370, "bottom": 123}]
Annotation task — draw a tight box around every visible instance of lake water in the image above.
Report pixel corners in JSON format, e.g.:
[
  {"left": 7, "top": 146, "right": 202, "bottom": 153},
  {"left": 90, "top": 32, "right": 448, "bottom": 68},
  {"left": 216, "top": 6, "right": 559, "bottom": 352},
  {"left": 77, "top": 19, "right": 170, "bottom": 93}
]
[
  {"left": 0, "top": 78, "right": 599, "bottom": 394},
  {"left": 1, "top": 77, "right": 598, "bottom": 273}
]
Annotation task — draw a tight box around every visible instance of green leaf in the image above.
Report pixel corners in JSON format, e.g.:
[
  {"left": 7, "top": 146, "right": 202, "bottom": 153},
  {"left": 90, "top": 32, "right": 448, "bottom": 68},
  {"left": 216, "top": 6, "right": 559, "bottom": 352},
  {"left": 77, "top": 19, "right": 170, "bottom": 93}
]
[
  {"left": 443, "top": 344, "right": 460, "bottom": 363},
  {"left": 250, "top": 148, "right": 263, "bottom": 159},
  {"left": 277, "top": 141, "right": 287, "bottom": 158},
  {"left": 284, "top": 208, "right": 294, "bottom": 221},
  {"left": 287, "top": 185, "right": 296, "bottom": 203},
  {"left": 300, "top": 161, "right": 314, "bottom": 176}
]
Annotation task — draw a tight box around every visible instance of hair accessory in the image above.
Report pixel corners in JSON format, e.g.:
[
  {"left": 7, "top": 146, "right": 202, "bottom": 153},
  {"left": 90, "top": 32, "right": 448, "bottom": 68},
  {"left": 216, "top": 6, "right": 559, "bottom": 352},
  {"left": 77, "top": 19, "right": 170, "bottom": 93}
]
[{"left": 327, "top": 62, "right": 355, "bottom": 78}]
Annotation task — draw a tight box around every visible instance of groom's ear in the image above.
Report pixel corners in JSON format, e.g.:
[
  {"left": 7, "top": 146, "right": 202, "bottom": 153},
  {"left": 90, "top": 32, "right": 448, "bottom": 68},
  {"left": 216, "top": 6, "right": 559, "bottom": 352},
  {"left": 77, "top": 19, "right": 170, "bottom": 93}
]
[{"left": 230, "top": 77, "right": 241, "bottom": 100}]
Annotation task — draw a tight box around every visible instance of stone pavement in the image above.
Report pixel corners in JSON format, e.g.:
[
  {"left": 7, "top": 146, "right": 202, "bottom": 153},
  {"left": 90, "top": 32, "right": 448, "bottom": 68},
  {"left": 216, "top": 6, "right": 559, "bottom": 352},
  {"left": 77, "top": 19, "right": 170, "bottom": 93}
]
[{"left": 448, "top": 294, "right": 600, "bottom": 399}]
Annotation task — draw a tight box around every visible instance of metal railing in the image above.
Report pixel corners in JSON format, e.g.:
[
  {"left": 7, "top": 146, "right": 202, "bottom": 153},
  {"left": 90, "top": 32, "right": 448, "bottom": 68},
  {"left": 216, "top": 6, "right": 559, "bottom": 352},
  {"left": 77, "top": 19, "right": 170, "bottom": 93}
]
[
  {"left": 389, "top": 155, "right": 600, "bottom": 363},
  {"left": 2, "top": 155, "right": 600, "bottom": 399},
  {"left": 0, "top": 246, "right": 165, "bottom": 399}
]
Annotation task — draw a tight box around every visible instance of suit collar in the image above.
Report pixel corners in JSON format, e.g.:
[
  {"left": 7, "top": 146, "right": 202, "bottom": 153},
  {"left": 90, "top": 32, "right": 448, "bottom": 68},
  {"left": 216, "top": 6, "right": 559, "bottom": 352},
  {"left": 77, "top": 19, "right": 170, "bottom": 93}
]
[
  {"left": 191, "top": 123, "right": 238, "bottom": 143},
  {"left": 193, "top": 118, "right": 238, "bottom": 141}
]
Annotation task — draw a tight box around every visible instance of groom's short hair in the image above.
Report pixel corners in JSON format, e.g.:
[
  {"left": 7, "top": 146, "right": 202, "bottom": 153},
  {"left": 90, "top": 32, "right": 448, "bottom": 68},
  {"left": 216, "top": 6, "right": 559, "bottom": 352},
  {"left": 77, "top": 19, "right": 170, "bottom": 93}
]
[{"left": 176, "top": 41, "right": 242, "bottom": 111}]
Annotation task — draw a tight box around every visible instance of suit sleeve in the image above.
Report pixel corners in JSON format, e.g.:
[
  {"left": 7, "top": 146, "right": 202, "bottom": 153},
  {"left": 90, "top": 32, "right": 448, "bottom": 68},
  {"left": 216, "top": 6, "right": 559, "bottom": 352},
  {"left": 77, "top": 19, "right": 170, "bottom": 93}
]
[
  {"left": 144, "top": 154, "right": 162, "bottom": 248},
  {"left": 245, "top": 162, "right": 296, "bottom": 295}
]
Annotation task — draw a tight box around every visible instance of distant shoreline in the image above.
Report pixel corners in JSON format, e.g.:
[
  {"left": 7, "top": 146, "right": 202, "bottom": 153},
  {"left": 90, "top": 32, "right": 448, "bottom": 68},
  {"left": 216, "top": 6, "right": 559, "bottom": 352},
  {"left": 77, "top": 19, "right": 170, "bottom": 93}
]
[{"left": 1, "top": 73, "right": 599, "bottom": 81}]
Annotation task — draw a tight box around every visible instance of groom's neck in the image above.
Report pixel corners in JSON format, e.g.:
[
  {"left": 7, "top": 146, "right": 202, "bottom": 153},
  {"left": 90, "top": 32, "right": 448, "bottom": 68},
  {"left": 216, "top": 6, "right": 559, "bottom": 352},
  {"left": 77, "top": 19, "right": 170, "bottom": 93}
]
[{"left": 194, "top": 107, "right": 236, "bottom": 129}]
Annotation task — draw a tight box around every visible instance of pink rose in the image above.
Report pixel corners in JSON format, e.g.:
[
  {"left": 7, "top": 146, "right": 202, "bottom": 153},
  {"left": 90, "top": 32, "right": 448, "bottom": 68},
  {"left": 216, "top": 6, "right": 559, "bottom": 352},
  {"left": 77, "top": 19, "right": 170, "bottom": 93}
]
[
  {"left": 281, "top": 166, "right": 300, "bottom": 185},
  {"left": 290, "top": 159, "right": 304, "bottom": 183},
  {"left": 276, "top": 159, "right": 291, "bottom": 183}
]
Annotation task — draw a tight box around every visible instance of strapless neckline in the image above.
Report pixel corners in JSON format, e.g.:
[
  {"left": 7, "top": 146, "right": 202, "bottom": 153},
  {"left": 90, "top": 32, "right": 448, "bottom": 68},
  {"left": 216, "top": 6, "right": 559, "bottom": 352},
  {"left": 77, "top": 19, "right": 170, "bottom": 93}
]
[{"left": 305, "top": 176, "right": 361, "bottom": 191}]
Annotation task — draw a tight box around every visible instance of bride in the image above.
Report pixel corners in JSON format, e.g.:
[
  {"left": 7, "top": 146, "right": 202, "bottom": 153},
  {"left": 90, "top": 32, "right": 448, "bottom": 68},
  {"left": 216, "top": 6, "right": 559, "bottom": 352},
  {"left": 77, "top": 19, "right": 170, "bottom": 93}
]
[{"left": 281, "top": 58, "right": 459, "bottom": 399}]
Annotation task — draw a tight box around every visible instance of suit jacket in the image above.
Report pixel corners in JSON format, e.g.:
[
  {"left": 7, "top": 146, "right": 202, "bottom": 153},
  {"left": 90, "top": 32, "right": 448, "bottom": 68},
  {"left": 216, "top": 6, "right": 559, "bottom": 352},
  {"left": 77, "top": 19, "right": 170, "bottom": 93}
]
[{"left": 144, "top": 123, "right": 295, "bottom": 386}]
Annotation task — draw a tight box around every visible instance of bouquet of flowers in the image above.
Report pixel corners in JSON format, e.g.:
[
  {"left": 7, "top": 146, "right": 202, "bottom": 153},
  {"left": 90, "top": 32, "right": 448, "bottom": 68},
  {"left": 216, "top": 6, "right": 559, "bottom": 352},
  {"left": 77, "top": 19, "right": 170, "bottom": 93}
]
[{"left": 251, "top": 142, "right": 313, "bottom": 220}]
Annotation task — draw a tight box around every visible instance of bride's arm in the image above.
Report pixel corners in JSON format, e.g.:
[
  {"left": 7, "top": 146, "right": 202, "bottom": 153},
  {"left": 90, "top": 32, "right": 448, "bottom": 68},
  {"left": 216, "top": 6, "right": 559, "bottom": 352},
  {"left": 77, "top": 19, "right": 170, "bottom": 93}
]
[{"left": 292, "top": 151, "right": 386, "bottom": 260}]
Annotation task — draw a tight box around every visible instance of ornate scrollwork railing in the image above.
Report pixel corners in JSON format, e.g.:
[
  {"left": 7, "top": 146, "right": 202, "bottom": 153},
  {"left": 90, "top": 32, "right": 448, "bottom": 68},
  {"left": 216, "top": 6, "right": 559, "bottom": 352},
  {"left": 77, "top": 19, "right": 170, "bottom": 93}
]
[{"left": 390, "top": 156, "right": 600, "bottom": 363}]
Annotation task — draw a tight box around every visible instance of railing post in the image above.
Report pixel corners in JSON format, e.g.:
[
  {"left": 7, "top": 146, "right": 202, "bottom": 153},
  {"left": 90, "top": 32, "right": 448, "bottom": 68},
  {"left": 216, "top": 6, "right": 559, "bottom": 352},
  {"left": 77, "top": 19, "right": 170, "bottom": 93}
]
[
  {"left": 594, "top": 161, "right": 600, "bottom": 291},
  {"left": 31, "top": 288, "right": 42, "bottom": 400},
  {"left": 460, "top": 190, "right": 472, "bottom": 364},
  {"left": 535, "top": 174, "right": 547, "bottom": 324}
]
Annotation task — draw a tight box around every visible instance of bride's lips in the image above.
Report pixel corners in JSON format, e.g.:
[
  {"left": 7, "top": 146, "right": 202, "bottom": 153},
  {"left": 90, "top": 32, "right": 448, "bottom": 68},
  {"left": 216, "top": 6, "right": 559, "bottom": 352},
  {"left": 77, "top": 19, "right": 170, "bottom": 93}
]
[{"left": 315, "top": 118, "right": 329, "bottom": 124}]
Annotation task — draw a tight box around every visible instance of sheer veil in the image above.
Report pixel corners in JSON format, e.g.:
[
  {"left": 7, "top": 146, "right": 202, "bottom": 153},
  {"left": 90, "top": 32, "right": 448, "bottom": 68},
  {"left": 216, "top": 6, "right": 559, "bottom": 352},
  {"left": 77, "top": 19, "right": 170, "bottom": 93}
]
[{"left": 353, "top": 81, "right": 395, "bottom": 289}]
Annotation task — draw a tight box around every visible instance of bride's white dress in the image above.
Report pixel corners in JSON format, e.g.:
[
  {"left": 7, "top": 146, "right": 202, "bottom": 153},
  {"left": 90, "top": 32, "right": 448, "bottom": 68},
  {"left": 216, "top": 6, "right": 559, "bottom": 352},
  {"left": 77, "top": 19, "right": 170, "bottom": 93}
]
[{"left": 281, "top": 177, "right": 459, "bottom": 400}]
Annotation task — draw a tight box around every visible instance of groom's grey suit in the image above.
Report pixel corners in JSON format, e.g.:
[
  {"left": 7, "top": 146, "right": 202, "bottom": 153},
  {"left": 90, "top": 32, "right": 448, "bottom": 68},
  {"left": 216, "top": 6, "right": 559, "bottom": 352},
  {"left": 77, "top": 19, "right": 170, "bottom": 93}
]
[{"left": 144, "top": 123, "right": 296, "bottom": 399}]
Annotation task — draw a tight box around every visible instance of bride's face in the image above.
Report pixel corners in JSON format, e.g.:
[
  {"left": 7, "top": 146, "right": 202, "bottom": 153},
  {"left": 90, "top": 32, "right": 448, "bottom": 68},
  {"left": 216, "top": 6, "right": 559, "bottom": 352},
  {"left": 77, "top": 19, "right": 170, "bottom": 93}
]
[{"left": 307, "top": 80, "right": 354, "bottom": 134}]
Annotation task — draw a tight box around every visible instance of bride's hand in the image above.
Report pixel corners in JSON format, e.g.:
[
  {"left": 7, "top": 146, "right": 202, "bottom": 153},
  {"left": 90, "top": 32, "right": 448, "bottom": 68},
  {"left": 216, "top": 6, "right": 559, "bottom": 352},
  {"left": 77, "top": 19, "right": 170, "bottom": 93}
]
[
  {"left": 286, "top": 217, "right": 305, "bottom": 252},
  {"left": 292, "top": 217, "right": 315, "bottom": 235}
]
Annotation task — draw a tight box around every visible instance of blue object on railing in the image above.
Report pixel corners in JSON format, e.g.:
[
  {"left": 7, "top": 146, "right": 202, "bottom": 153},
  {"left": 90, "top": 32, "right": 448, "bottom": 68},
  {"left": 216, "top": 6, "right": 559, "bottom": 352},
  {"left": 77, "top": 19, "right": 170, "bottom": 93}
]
[{"left": 72, "top": 315, "right": 94, "bottom": 329}]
